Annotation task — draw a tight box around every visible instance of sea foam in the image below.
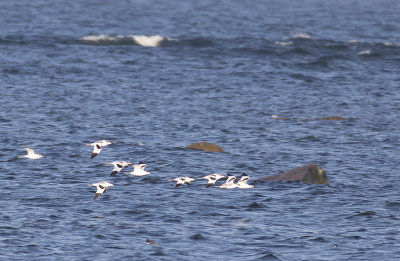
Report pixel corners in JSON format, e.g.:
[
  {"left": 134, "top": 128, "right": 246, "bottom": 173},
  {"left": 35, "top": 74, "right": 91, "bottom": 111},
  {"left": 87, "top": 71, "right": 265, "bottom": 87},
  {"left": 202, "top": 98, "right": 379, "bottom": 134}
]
[
  {"left": 79, "top": 34, "right": 173, "bottom": 47},
  {"left": 275, "top": 41, "right": 293, "bottom": 46},
  {"left": 358, "top": 49, "right": 371, "bottom": 56},
  {"left": 291, "top": 33, "right": 312, "bottom": 39}
]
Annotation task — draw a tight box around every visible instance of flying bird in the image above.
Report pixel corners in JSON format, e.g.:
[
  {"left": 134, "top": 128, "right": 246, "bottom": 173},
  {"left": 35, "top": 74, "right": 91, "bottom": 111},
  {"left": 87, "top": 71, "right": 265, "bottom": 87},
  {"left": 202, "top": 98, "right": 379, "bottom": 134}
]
[
  {"left": 125, "top": 161, "right": 151, "bottom": 176},
  {"left": 85, "top": 140, "right": 112, "bottom": 159},
  {"left": 236, "top": 173, "right": 254, "bottom": 189},
  {"left": 168, "top": 177, "right": 195, "bottom": 187},
  {"left": 18, "top": 145, "right": 44, "bottom": 159},
  {"left": 88, "top": 181, "right": 114, "bottom": 200},
  {"left": 199, "top": 173, "right": 225, "bottom": 188},
  {"left": 215, "top": 173, "right": 237, "bottom": 189},
  {"left": 105, "top": 161, "right": 132, "bottom": 176}
]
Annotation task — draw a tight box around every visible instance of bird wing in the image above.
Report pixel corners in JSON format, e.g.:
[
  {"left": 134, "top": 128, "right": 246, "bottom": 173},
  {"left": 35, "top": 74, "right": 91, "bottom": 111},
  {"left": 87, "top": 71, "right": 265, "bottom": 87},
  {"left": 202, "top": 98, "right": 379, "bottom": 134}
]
[
  {"left": 238, "top": 176, "right": 250, "bottom": 184},
  {"left": 24, "top": 145, "right": 35, "bottom": 155},
  {"left": 90, "top": 144, "right": 102, "bottom": 159},
  {"left": 93, "top": 185, "right": 106, "bottom": 200},
  {"left": 226, "top": 176, "right": 236, "bottom": 184}
]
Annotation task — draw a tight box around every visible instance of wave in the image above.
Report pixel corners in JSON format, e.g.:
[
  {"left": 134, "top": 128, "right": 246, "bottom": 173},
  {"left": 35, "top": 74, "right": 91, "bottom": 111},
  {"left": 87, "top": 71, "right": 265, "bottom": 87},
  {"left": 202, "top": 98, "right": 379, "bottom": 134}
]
[
  {"left": 1, "top": 33, "right": 399, "bottom": 60},
  {"left": 274, "top": 41, "right": 293, "bottom": 46},
  {"left": 382, "top": 41, "right": 400, "bottom": 47},
  {"left": 346, "top": 39, "right": 358, "bottom": 46},
  {"left": 358, "top": 49, "right": 371, "bottom": 56},
  {"left": 290, "top": 33, "right": 312, "bottom": 40},
  {"left": 78, "top": 34, "right": 175, "bottom": 47}
]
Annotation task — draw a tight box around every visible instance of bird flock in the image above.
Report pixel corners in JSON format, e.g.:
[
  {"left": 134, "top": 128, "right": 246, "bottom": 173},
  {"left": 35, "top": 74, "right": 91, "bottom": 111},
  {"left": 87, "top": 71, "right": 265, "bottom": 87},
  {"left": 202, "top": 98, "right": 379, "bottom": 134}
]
[{"left": 19, "top": 140, "right": 254, "bottom": 200}]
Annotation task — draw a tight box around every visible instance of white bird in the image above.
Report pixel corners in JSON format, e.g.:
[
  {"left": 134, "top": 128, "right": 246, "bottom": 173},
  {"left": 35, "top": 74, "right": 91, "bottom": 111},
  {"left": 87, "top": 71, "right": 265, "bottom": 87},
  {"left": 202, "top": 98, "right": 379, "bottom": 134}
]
[
  {"left": 85, "top": 140, "right": 112, "bottom": 159},
  {"left": 18, "top": 145, "right": 44, "bottom": 159},
  {"left": 236, "top": 173, "right": 254, "bottom": 189},
  {"left": 105, "top": 161, "right": 132, "bottom": 176},
  {"left": 184, "top": 177, "right": 195, "bottom": 184},
  {"left": 168, "top": 177, "right": 195, "bottom": 187},
  {"left": 125, "top": 161, "right": 151, "bottom": 176},
  {"left": 199, "top": 173, "right": 225, "bottom": 188},
  {"left": 168, "top": 177, "right": 186, "bottom": 187},
  {"left": 88, "top": 181, "right": 114, "bottom": 200},
  {"left": 215, "top": 173, "right": 237, "bottom": 189}
]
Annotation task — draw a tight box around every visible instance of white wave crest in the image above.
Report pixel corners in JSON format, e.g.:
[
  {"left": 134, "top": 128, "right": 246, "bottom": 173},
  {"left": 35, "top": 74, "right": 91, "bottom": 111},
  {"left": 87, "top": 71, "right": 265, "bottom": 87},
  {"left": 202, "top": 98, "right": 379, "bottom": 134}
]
[
  {"left": 292, "top": 33, "right": 311, "bottom": 39},
  {"left": 358, "top": 49, "right": 371, "bottom": 56},
  {"left": 79, "top": 34, "right": 173, "bottom": 47},
  {"left": 275, "top": 41, "right": 293, "bottom": 46},
  {"left": 346, "top": 40, "right": 357, "bottom": 46},
  {"left": 130, "top": 35, "right": 164, "bottom": 47},
  {"left": 382, "top": 41, "right": 399, "bottom": 47}
]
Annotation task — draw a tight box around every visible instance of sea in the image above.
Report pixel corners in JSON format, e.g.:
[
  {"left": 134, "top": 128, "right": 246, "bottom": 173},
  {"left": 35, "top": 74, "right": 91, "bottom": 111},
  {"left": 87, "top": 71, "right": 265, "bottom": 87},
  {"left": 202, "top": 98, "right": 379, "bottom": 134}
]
[{"left": 1, "top": 0, "right": 400, "bottom": 260}]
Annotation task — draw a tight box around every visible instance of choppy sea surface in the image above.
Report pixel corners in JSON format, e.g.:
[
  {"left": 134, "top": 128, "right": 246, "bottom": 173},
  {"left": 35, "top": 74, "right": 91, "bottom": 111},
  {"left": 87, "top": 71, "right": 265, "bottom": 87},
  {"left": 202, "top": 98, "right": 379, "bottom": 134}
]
[{"left": 1, "top": 0, "right": 400, "bottom": 260}]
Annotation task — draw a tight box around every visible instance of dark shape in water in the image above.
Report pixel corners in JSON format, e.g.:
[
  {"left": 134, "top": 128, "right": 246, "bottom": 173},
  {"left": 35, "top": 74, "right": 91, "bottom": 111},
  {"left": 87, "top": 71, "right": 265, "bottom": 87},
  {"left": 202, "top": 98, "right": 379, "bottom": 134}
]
[
  {"left": 186, "top": 142, "right": 224, "bottom": 152},
  {"left": 189, "top": 233, "right": 207, "bottom": 240},
  {"left": 348, "top": 210, "right": 376, "bottom": 218},
  {"left": 316, "top": 116, "right": 347, "bottom": 121},
  {"left": 257, "top": 164, "right": 329, "bottom": 185},
  {"left": 146, "top": 239, "right": 159, "bottom": 245},
  {"left": 247, "top": 202, "right": 265, "bottom": 209}
]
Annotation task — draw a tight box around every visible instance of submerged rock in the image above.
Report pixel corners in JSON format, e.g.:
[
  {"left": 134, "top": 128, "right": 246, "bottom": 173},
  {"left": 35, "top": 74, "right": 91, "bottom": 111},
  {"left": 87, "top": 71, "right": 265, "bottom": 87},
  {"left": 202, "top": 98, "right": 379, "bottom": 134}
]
[
  {"left": 185, "top": 142, "right": 224, "bottom": 152},
  {"left": 258, "top": 164, "right": 329, "bottom": 185}
]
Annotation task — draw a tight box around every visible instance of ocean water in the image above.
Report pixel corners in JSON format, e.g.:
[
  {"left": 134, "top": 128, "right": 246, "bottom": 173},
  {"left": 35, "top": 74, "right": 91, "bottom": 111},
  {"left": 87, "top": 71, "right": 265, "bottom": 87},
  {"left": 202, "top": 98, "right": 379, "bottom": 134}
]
[{"left": 1, "top": 0, "right": 400, "bottom": 260}]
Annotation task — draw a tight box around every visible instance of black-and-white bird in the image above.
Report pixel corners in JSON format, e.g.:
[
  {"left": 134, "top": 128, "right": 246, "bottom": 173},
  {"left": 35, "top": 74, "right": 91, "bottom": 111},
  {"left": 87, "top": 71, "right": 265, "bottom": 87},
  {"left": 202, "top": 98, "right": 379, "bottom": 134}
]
[
  {"left": 88, "top": 181, "right": 114, "bottom": 200},
  {"left": 199, "top": 173, "right": 225, "bottom": 188},
  {"left": 236, "top": 173, "right": 254, "bottom": 189},
  {"left": 18, "top": 145, "right": 44, "bottom": 159},
  {"left": 184, "top": 177, "right": 195, "bottom": 184},
  {"left": 215, "top": 173, "right": 237, "bottom": 189},
  {"left": 85, "top": 140, "right": 112, "bottom": 159},
  {"left": 105, "top": 161, "right": 132, "bottom": 176},
  {"left": 125, "top": 161, "right": 151, "bottom": 176},
  {"left": 168, "top": 177, "right": 195, "bottom": 187}
]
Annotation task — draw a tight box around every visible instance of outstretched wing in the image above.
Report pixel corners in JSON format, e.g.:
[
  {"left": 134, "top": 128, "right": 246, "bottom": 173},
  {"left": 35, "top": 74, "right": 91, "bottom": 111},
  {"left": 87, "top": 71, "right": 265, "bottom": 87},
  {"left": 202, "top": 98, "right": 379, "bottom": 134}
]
[
  {"left": 91, "top": 144, "right": 102, "bottom": 159},
  {"left": 94, "top": 185, "right": 106, "bottom": 200},
  {"left": 24, "top": 145, "right": 35, "bottom": 155}
]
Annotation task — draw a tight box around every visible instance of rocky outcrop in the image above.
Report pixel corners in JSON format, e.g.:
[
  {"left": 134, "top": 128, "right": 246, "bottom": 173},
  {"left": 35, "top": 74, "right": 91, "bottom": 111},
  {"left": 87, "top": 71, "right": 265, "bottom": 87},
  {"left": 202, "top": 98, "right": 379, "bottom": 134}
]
[
  {"left": 185, "top": 142, "right": 224, "bottom": 152},
  {"left": 257, "top": 164, "right": 329, "bottom": 185}
]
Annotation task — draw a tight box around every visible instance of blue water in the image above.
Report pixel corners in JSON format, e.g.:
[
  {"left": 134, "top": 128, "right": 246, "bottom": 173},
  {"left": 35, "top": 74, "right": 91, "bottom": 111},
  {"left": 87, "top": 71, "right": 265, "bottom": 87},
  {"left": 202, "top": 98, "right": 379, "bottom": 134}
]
[{"left": 1, "top": 0, "right": 400, "bottom": 260}]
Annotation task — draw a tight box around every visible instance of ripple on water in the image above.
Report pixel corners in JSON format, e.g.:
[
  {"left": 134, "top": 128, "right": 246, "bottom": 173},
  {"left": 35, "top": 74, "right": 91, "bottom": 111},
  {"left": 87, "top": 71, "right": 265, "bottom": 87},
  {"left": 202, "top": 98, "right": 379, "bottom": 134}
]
[{"left": 251, "top": 251, "right": 282, "bottom": 261}]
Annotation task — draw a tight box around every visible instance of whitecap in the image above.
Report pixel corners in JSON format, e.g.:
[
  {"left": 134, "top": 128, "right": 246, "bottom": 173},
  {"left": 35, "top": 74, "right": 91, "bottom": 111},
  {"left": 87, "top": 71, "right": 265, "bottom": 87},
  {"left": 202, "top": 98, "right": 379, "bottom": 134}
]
[
  {"left": 130, "top": 35, "right": 165, "bottom": 47},
  {"left": 382, "top": 41, "right": 399, "bottom": 47},
  {"left": 346, "top": 40, "right": 357, "bottom": 45},
  {"left": 292, "top": 33, "right": 311, "bottom": 39},
  {"left": 358, "top": 49, "right": 371, "bottom": 56},
  {"left": 80, "top": 34, "right": 119, "bottom": 42},
  {"left": 79, "top": 34, "right": 175, "bottom": 47},
  {"left": 275, "top": 41, "right": 293, "bottom": 46}
]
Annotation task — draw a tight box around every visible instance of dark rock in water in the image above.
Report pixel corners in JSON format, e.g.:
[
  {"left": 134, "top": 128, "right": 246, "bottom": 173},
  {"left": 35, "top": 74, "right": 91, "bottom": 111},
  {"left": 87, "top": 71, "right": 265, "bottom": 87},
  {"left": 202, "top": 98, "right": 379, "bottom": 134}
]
[
  {"left": 185, "top": 142, "right": 224, "bottom": 152},
  {"left": 257, "top": 164, "right": 329, "bottom": 185}
]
